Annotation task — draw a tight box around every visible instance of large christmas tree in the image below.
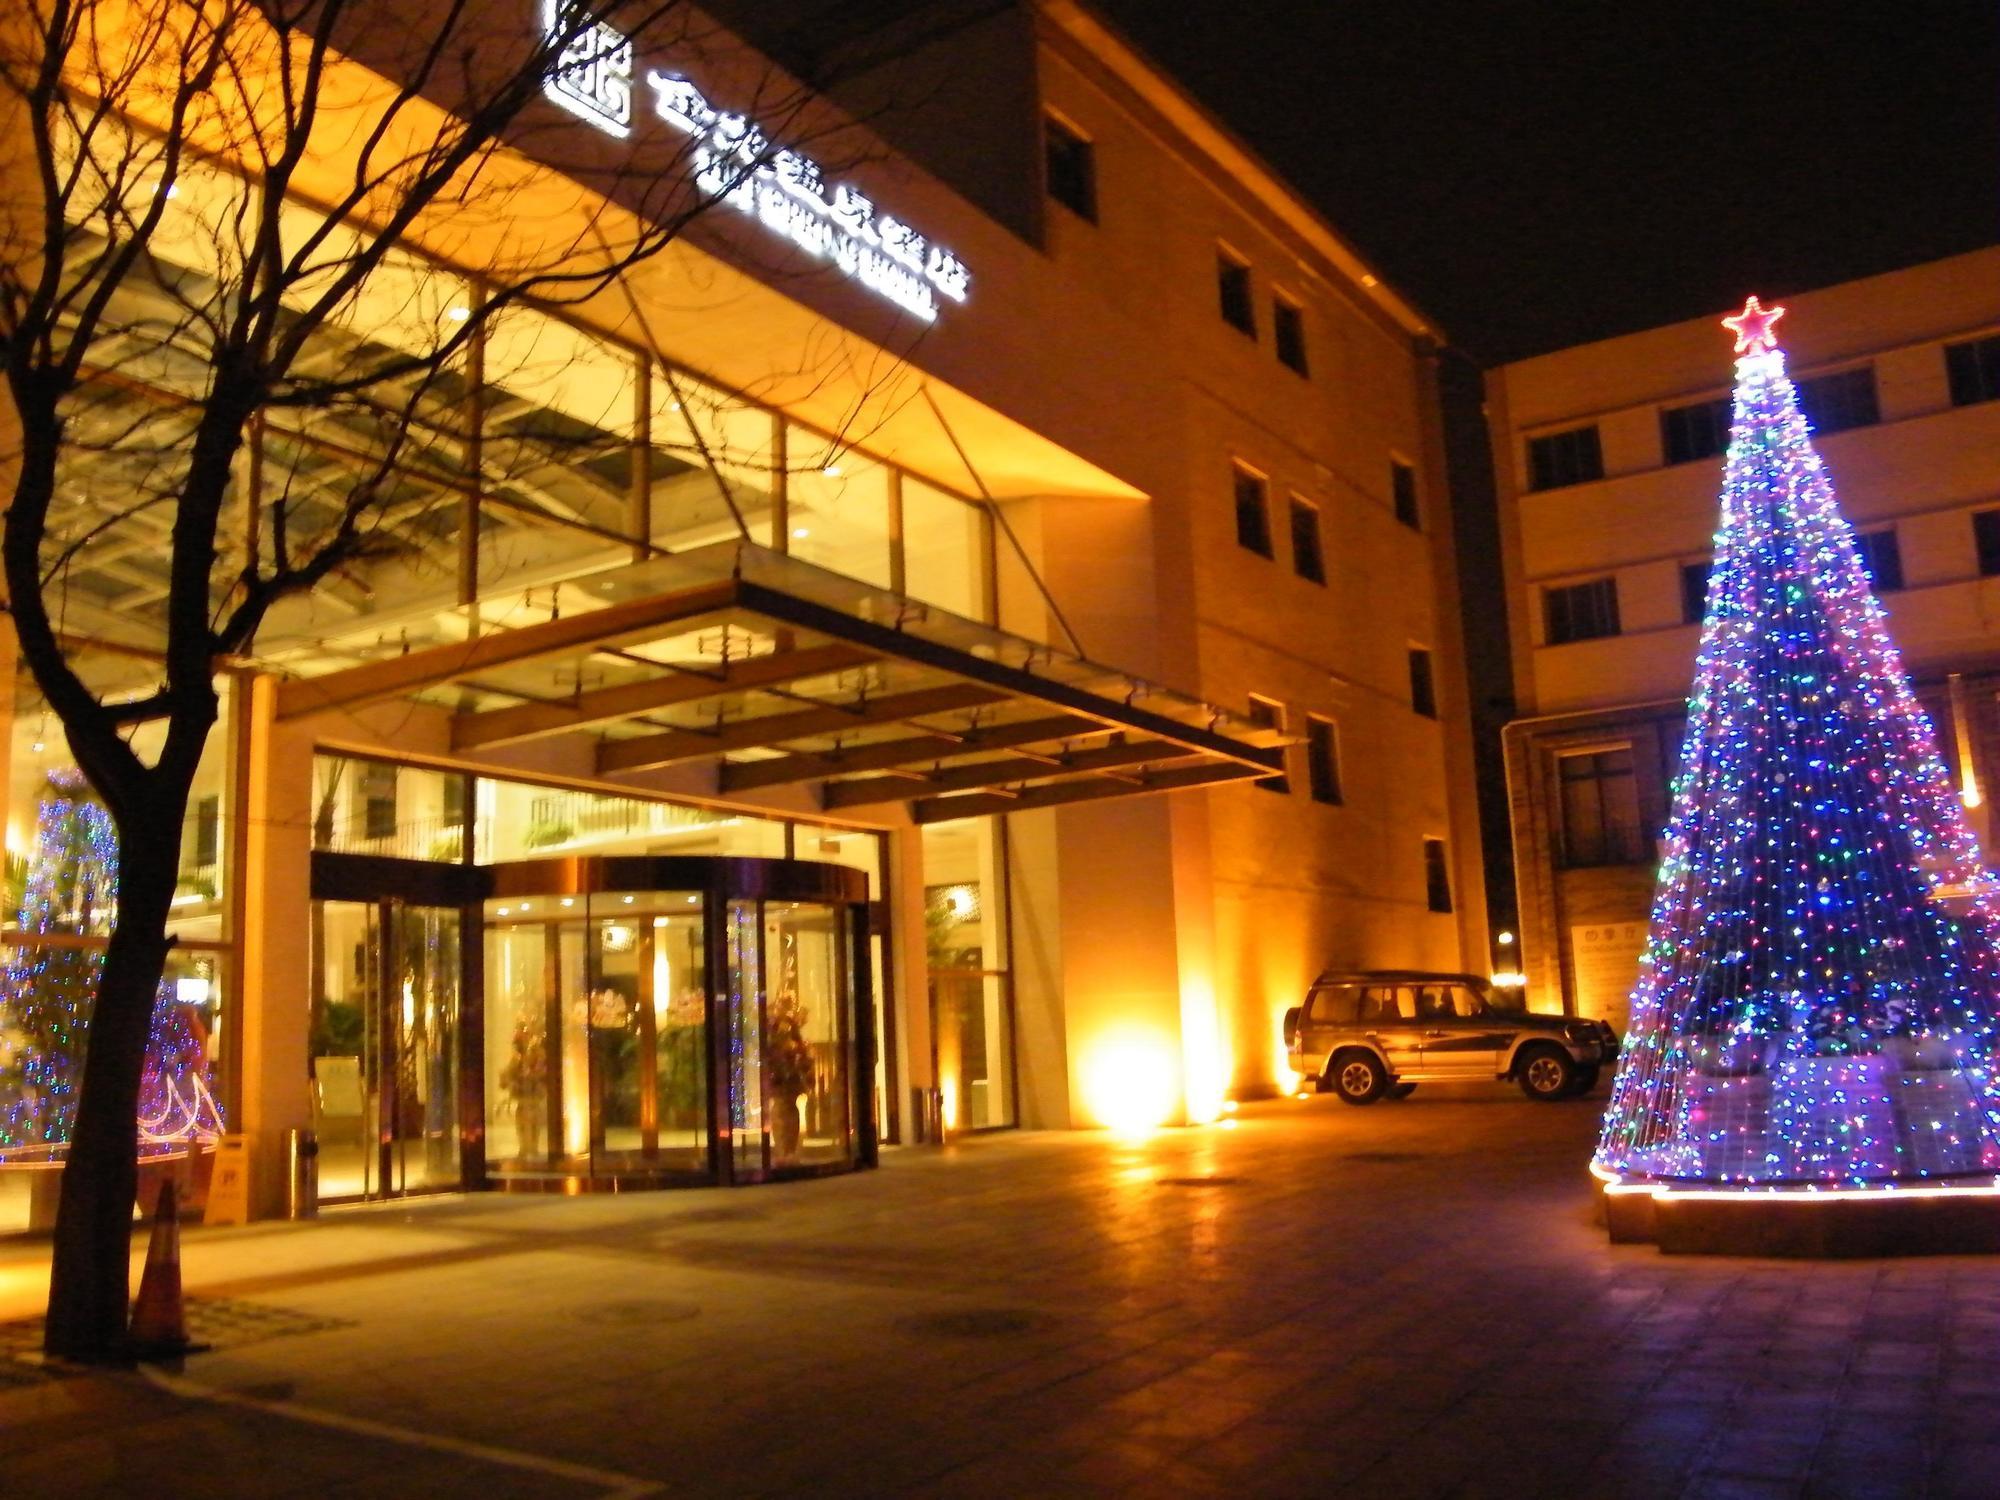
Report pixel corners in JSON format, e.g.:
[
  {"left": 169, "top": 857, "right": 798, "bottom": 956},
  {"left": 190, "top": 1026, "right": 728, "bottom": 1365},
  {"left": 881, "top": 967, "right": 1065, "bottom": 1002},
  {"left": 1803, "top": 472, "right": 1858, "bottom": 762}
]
[
  {"left": 1596, "top": 297, "right": 2000, "bottom": 1188},
  {"left": 0, "top": 771, "right": 224, "bottom": 1160}
]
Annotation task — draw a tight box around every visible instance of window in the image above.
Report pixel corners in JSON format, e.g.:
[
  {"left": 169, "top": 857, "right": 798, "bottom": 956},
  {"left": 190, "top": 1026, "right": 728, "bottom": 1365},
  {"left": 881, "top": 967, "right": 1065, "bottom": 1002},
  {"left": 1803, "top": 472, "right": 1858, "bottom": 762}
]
[
  {"left": 1233, "top": 465, "right": 1273, "bottom": 558},
  {"left": 1246, "top": 696, "right": 1289, "bottom": 793},
  {"left": 1660, "top": 397, "right": 1732, "bottom": 465},
  {"left": 1408, "top": 648, "right": 1436, "bottom": 718},
  {"left": 1391, "top": 459, "right": 1420, "bottom": 529},
  {"left": 1795, "top": 367, "right": 1880, "bottom": 434},
  {"left": 1558, "top": 748, "right": 1645, "bottom": 868},
  {"left": 1305, "top": 716, "right": 1342, "bottom": 805},
  {"left": 1273, "top": 296, "right": 1308, "bottom": 375},
  {"left": 1526, "top": 424, "right": 1604, "bottom": 491},
  {"left": 1946, "top": 334, "right": 2000, "bottom": 408},
  {"left": 1544, "top": 577, "right": 1621, "bottom": 645},
  {"left": 359, "top": 761, "right": 398, "bottom": 841},
  {"left": 1974, "top": 510, "right": 2000, "bottom": 576},
  {"left": 1043, "top": 114, "right": 1096, "bottom": 222},
  {"left": 1854, "top": 527, "right": 1904, "bottom": 592},
  {"left": 1308, "top": 984, "right": 1361, "bottom": 1023},
  {"left": 1422, "top": 838, "right": 1453, "bottom": 914},
  {"left": 1289, "top": 496, "right": 1325, "bottom": 584},
  {"left": 187, "top": 795, "right": 219, "bottom": 872},
  {"left": 1217, "top": 250, "right": 1255, "bottom": 337},
  {"left": 1680, "top": 560, "right": 1712, "bottom": 626}
]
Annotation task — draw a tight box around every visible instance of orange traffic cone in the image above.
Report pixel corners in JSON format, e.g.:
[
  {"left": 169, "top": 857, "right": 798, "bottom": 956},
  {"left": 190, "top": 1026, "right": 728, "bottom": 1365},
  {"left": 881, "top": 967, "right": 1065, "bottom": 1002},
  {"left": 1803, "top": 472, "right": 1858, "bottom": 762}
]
[{"left": 128, "top": 1179, "right": 202, "bottom": 1361}]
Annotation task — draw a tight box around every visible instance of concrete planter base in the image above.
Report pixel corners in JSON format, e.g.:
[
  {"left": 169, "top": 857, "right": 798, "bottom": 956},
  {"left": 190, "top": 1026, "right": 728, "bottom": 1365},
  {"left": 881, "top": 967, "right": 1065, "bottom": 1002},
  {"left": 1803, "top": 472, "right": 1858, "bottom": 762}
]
[{"left": 1599, "top": 1179, "right": 2000, "bottom": 1257}]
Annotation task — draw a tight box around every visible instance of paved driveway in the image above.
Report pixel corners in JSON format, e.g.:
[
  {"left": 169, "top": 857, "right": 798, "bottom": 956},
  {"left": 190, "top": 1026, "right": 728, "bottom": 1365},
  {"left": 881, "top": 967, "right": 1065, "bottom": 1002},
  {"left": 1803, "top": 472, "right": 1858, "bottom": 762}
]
[{"left": 0, "top": 1089, "right": 1993, "bottom": 1498}]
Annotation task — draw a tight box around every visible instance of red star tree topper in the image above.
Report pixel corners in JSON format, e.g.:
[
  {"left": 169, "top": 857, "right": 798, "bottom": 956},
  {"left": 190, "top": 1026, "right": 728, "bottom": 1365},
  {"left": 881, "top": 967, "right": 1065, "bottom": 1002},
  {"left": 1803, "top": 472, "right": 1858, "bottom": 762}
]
[{"left": 1722, "top": 294, "right": 1787, "bottom": 354}]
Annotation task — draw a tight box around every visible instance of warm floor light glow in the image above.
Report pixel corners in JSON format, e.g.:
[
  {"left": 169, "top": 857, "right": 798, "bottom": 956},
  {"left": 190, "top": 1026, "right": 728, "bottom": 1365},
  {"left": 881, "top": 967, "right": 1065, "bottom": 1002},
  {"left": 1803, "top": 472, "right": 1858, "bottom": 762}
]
[
  {"left": 1083, "top": 1030, "right": 1180, "bottom": 1134},
  {"left": 1490, "top": 971, "right": 1527, "bottom": 989},
  {"left": 1180, "top": 981, "right": 1228, "bottom": 1126}
]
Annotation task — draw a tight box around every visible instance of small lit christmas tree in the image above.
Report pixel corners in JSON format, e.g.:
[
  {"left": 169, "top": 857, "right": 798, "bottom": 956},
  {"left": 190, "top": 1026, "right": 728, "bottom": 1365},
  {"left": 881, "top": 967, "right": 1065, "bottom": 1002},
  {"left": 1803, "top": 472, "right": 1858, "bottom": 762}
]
[
  {"left": 1596, "top": 297, "right": 2000, "bottom": 1189},
  {"left": 0, "top": 771, "right": 224, "bottom": 1160}
]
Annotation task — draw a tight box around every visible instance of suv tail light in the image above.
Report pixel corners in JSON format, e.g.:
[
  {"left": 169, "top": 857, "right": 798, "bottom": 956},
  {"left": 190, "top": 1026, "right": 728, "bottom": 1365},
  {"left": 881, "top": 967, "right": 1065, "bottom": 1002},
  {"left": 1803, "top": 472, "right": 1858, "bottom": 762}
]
[{"left": 1282, "top": 1007, "right": 1302, "bottom": 1047}]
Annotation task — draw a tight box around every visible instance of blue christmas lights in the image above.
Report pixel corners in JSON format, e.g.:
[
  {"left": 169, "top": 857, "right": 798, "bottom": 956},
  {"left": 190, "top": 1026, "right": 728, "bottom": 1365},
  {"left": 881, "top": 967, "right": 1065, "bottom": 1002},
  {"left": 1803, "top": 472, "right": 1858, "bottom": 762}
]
[
  {"left": 0, "top": 772, "right": 224, "bottom": 1162},
  {"left": 1595, "top": 300, "right": 2000, "bottom": 1191}
]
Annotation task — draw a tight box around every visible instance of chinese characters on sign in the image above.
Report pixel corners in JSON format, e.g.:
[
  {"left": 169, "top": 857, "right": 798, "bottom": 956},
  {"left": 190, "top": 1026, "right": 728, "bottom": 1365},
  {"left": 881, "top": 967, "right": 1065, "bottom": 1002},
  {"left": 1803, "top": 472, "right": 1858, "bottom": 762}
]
[
  {"left": 540, "top": 5, "right": 970, "bottom": 321},
  {"left": 541, "top": 0, "right": 633, "bottom": 137}
]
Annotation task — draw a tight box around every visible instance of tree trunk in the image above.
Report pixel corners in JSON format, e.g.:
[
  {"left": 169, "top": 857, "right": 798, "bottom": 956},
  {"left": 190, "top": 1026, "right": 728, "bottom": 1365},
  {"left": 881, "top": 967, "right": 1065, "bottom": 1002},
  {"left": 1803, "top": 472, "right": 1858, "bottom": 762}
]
[{"left": 41, "top": 811, "right": 183, "bottom": 1364}]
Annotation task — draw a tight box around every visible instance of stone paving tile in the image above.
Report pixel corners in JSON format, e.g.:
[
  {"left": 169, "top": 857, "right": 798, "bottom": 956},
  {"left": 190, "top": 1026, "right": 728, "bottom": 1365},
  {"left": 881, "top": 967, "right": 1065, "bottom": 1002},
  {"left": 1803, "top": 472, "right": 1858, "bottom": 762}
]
[{"left": 3, "top": 1093, "right": 2000, "bottom": 1497}]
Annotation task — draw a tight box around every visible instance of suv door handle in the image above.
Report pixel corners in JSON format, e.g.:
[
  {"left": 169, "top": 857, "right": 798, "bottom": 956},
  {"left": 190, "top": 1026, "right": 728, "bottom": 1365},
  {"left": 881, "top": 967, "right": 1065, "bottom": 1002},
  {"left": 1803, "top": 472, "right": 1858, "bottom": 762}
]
[{"left": 1423, "top": 1029, "right": 1450, "bottom": 1038}]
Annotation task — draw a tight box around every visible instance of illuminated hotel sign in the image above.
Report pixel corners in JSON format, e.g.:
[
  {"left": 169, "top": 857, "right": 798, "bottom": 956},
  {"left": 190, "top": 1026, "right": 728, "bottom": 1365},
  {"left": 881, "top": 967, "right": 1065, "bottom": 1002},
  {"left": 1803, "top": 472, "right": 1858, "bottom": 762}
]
[{"left": 540, "top": 3, "right": 971, "bottom": 322}]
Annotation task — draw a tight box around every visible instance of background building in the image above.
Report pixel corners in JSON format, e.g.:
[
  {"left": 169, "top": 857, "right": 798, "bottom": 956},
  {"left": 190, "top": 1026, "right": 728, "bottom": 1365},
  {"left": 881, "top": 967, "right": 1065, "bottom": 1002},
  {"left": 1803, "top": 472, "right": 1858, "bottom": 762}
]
[
  {"left": 0, "top": 0, "right": 1485, "bottom": 1223},
  {"left": 1489, "top": 246, "right": 2000, "bottom": 1030}
]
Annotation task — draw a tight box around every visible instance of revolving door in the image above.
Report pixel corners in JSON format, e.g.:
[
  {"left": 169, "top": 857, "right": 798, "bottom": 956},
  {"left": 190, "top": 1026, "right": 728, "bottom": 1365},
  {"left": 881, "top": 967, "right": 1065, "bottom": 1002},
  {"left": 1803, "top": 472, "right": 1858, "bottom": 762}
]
[{"left": 480, "top": 856, "right": 873, "bottom": 1188}]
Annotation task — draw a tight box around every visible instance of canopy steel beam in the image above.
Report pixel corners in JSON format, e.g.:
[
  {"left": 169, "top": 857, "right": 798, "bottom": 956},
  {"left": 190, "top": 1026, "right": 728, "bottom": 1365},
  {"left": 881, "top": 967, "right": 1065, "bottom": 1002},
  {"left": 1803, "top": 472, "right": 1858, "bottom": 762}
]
[
  {"left": 717, "top": 713, "right": 1106, "bottom": 793},
  {"left": 822, "top": 739, "right": 1185, "bottom": 810},
  {"left": 911, "top": 762, "right": 1264, "bottom": 823},
  {"left": 598, "top": 683, "right": 1007, "bottom": 775},
  {"left": 449, "top": 643, "right": 873, "bottom": 750},
  {"left": 275, "top": 579, "right": 738, "bottom": 721}
]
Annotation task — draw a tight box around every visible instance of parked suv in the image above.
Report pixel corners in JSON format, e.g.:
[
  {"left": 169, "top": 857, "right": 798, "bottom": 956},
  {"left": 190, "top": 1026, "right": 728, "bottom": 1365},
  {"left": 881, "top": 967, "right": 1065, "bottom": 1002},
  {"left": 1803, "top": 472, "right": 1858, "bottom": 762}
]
[{"left": 1283, "top": 970, "right": 1619, "bottom": 1104}]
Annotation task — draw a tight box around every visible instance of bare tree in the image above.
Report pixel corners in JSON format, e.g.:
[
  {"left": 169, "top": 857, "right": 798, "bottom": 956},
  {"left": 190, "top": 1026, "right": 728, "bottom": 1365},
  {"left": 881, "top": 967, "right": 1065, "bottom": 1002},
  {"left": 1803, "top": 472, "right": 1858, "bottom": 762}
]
[{"left": 0, "top": 0, "right": 902, "bottom": 1363}]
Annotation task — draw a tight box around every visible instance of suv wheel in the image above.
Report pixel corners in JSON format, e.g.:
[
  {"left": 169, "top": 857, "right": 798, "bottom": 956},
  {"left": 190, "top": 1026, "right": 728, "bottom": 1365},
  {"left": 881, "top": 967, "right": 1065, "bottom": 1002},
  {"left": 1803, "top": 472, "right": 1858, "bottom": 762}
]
[
  {"left": 1517, "top": 1046, "right": 1576, "bottom": 1102},
  {"left": 1329, "top": 1051, "right": 1386, "bottom": 1106}
]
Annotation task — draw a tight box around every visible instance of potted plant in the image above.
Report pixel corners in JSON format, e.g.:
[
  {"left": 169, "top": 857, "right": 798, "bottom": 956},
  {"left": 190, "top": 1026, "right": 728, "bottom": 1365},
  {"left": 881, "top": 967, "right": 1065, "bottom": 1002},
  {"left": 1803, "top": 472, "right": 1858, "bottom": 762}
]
[{"left": 764, "top": 988, "right": 815, "bottom": 1162}]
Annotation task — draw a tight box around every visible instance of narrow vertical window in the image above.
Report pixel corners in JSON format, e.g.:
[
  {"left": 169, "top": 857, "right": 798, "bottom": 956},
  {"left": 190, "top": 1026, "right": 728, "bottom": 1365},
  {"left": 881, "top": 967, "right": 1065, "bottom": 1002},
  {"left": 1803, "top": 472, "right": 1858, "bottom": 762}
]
[
  {"left": 1273, "top": 295, "right": 1308, "bottom": 375},
  {"left": 1289, "top": 496, "right": 1325, "bottom": 584},
  {"left": 1423, "top": 837, "right": 1454, "bottom": 913},
  {"left": 1218, "top": 250, "right": 1255, "bottom": 337},
  {"left": 1974, "top": 510, "right": 2000, "bottom": 576},
  {"left": 1680, "top": 560, "right": 1712, "bottom": 625},
  {"left": 1043, "top": 114, "right": 1096, "bottom": 222},
  {"left": 1391, "top": 459, "right": 1420, "bottom": 529},
  {"left": 1408, "top": 648, "right": 1437, "bottom": 719},
  {"left": 1305, "top": 717, "right": 1342, "bottom": 805},
  {"left": 1233, "top": 465, "right": 1272, "bottom": 558}
]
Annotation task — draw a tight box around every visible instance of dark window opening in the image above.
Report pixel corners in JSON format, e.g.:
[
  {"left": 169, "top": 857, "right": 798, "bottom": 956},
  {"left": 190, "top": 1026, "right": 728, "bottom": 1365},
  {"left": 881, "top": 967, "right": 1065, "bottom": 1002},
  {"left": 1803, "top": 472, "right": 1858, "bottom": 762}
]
[
  {"left": 1234, "top": 466, "right": 1273, "bottom": 558},
  {"left": 1796, "top": 367, "right": 1880, "bottom": 434},
  {"left": 1423, "top": 838, "right": 1453, "bottom": 913},
  {"left": 1408, "top": 648, "right": 1437, "bottom": 719},
  {"left": 1218, "top": 252, "right": 1255, "bottom": 337},
  {"left": 1391, "top": 460, "right": 1420, "bottom": 529},
  {"left": 1946, "top": 334, "right": 2000, "bottom": 407},
  {"left": 1274, "top": 297, "right": 1309, "bottom": 375},
  {"left": 360, "top": 763, "right": 398, "bottom": 841},
  {"left": 1974, "top": 510, "right": 2000, "bottom": 576},
  {"left": 1855, "top": 527, "right": 1904, "bottom": 592},
  {"left": 1661, "top": 397, "right": 1732, "bottom": 465},
  {"left": 1558, "top": 747, "right": 1646, "bottom": 867},
  {"left": 188, "top": 795, "right": 219, "bottom": 873},
  {"left": 1680, "top": 560, "right": 1712, "bottom": 626},
  {"left": 1289, "top": 497, "right": 1325, "bottom": 584},
  {"left": 1305, "top": 717, "right": 1342, "bottom": 806},
  {"left": 1043, "top": 115, "right": 1096, "bottom": 222},
  {"left": 1527, "top": 425, "right": 1604, "bottom": 491},
  {"left": 1544, "top": 577, "right": 1621, "bottom": 645}
]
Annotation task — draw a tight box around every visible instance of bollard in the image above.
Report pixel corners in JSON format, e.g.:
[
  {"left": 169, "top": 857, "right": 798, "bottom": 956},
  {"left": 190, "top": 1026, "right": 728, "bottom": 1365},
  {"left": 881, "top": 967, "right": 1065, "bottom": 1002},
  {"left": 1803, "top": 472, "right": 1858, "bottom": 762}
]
[{"left": 286, "top": 1127, "right": 319, "bottom": 1220}]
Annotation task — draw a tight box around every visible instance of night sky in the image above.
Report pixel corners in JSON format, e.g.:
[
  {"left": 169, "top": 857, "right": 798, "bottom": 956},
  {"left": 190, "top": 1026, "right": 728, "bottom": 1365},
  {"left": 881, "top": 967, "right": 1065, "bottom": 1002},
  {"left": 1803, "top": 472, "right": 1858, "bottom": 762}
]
[{"left": 1095, "top": 1, "right": 2000, "bottom": 366}]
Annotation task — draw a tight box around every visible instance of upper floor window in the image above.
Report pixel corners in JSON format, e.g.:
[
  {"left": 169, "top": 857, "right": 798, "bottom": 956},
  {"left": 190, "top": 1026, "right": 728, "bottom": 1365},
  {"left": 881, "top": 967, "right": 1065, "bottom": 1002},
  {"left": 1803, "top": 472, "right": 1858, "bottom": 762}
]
[
  {"left": 1233, "top": 465, "right": 1273, "bottom": 558},
  {"left": 1527, "top": 424, "right": 1604, "bottom": 492},
  {"left": 1946, "top": 333, "right": 2000, "bottom": 407},
  {"left": 1043, "top": 114, "right": 1096, "bottom": 223},
  {"left": 1305, "top": 716, "right": 1342, "bottom": 806},
  {"left": 1558, "top": 747, "right": 1646, "bottom": 868},
  {"left": 1408, "top": 647, "right": 1437, "bottom": 719},
  {"left": 1422, "top": 837, "right": 1454, "bottom": 913},
  {"left": 1796, "top": 366, "right": 1880, "bottom": 435},
  {"left": 1217, "top": 250, "right": 1256, "bottom": 337},
  {"left": 1289, "top": 496, "right": 1325, "bottom": 584},
  {"left": 1273, "top": 295, "right": 1309, "bottom": 375},
  {"left": 1855, "top": 526, "right": 1904, "bottom": 592},
  {"left": 1391, "top": 459, "right": 1420, "bottom": 529},
  {"left": 1680, "top": 559, "right": 1712, "bottom": 626},
  {"left": 1246, "top": 696, "right": 1290, "bottom": 794},
  {"left": 1974, "top": 509, "right": 2000, "bottom": 576},
  {"left": 1544, "top": 577, "right": 1621, "bottom": 645},
  {"left": 1660, "top": 396, "right": 1732, "bottom": 466}
]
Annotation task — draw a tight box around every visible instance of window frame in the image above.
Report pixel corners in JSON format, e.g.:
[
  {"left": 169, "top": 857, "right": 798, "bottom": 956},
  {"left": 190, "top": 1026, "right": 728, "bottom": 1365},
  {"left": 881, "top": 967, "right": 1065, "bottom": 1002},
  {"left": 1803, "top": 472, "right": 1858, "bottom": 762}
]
[
  {"left": 1042, "top": 111, "right": 1097, "bottom": 224},
  {"left": 1973, "top": 509, "right": 2000, "bottom": 577},
  {"left": 1273, "top": 293, "right": 1309, "bottom": 376},
  {"left": 1945, "top": 334, "right": 2000, "bottom": 408},
  {"left": 1543, "top": 576, "right": 1622, "bottom": 646},
  {"left": 1408, "top": 647, "right": 1437, "bottom": 719},
  {"left": 1245, "top": 695, "right": 1291, "bottom": 794},
  {"left": 1422, "top": 837, "right": 1453, "bottom": 914},
  {"left": 1556, "top": 745, "right": 1645, "bottom": 868},
  {"left": 1795, "top": 365, "right": 1880, "bottom": 435},
  {"left": 1233, "top": 463, "right": 1274, "bottom": 559},
  {"left": 1526, "top": 424, "right": 1605, "bottom": 492},
  {"left": 1659, "top": 396, "right": 1732, "bottom": 466},
  {"left": 1304, "top": 715, "right": 1342, "bottom": 806},
  {"left": 1680, "top": 559, "right": 1712, "bottom": 626},
  {"left": 1390, "top": 458, "right": 1420, "bottom": 530},
  {"left": 1854, "top": 526, "right": 1905, "bottom": 593},
  {"left": 1288, "top": 494, "right": 1326, "bottom": 584},
  {"left": 1217, "top": 248, "right": 1256, "bottom": 338}
]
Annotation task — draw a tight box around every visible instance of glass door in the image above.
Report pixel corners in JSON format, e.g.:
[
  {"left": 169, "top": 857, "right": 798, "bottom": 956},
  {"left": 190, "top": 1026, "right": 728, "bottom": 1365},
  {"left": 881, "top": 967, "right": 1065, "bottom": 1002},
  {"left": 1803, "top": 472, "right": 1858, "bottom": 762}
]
[{"left": 309, "top": 898, "right": 463, "bottom": 1201}]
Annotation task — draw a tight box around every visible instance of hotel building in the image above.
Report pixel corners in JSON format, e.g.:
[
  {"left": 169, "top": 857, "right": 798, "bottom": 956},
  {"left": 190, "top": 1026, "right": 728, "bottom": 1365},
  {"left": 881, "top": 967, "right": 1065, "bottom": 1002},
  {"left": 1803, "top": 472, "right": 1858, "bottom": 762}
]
[
  {"left": 1491, "top": 247, "right": 2000, "bottom": 1032},
  {"left": 0, "top": 0, "right": 1485, "bottom": 1223}
]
